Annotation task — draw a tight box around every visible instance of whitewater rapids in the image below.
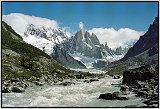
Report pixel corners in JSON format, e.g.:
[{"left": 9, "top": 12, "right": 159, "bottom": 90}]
[{"left": 2, "top": 75, "right": 144, "bottom": 107}]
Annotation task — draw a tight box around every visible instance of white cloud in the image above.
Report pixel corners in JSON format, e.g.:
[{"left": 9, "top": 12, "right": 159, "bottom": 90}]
[
  {"left": 88, "top": 28, "right": 144, "bottom": 49},
  {"left": 79, "top": 22, "right": 84, "bottom": 30},
  {"left": 2, "top": 13, "right": 59, "bottom": 36}
]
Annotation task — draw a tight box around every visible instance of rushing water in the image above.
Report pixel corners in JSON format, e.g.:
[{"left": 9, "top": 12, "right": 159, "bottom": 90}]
[{"left": 2, "top": 75, "right": 144, "bottom": 107}]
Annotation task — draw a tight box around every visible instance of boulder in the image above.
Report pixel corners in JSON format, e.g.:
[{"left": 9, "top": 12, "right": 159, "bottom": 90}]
[
  {"left": 17, "top": 82, "right": 28, "bottom": 89},
  {"left": 120, "top": 85, "right": 129, "bottom": 92},
  {"left": 117, "top": 97, "right": 128, "bottom": 100},
  {"left": 10, "top": 78, "right": 19, "bottom": 83},
  {"left": 134, "top": 81, "right": 144, "bottom": 88},
  {"left": 90, "top": 78, "right": 99, "bottom": 82},
  {"left": 136, "top": 91, "right": 147, "bottom": 97},
  {"left": 2, "top": 87, "right": 11, "bottom": 93},
  {"left": 141, "top": 87, "right": 150, "bottom": 92},
  {"left": 59, "top": 81, "right": 74, "bottom": 86},
  {"left": 98, "top": 92, "right": 128, "bottom": 100},
  {"left": 32, "top": 81, "right": 43, "bottom": 86},
  {"left": 113, "top": 75, "right": 120, "bottom": 79},
  {"left": 122, "top": 68, "right": 153, "bottom": 85},
  {"left": 109, "top": 74, "right": 113, "bottom": 77},
  {"left": 99, "top": 93, "right": 113, "bottom": 100},
  {"left": 11, "top": 87, "right": 25, "bottom": 93},
  {"left": 83, "top": 80, "right": 91, "bottom": 83},
  {"left": 130, "top": 87, "right": 138, "bottom": 92}
]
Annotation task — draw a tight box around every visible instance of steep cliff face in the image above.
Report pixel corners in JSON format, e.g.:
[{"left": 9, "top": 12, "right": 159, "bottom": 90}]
[
  {"left": 52, "top": 45, "right": 86, "bottom": 69},
  {"left": 122, "top": 17, "right": 158, "bottom": 61},
  {"left": 62, "top": 29, "right": 104, "bottom": 59}
]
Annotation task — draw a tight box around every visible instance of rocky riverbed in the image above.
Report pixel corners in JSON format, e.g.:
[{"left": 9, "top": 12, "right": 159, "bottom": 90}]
[
  {"left": 2, "top": 74, "right": 144, "bottom": 107},
  {"left": 2, "top": 65, "right": 158, "bottom": 107},
  {"left": 122, "top": 65, "right": 159, "bottom": 107}
]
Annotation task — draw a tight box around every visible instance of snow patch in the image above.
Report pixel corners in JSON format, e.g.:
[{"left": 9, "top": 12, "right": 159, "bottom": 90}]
[
  {"left": 23, "top": 34, "right": 55, "bottom": 55},
  {"left": 69, "top": 52, "right": 97, "bottom": 69},
  {"left": 84, "top": 42, "right": 92, "bottom": 49}
]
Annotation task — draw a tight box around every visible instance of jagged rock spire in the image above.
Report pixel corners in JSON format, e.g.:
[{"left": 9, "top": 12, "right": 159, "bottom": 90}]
[{"left": 79, "top": 22, "right": 85, "bottom": 35}]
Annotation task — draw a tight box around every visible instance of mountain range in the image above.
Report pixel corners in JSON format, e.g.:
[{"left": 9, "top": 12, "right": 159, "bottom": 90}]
[
  {"left": 3, "top": 13, "right": 134, "bottom": 69},
  {"left": 2, "top": 13, "right": 157, "bottom": 70}
]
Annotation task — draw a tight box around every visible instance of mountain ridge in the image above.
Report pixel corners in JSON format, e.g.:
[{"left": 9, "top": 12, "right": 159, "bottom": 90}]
[
  {"left": 122, "top": 17, "right": 158, "bottom": 61},
  {"left": 105, "top": 16, "right": 158, "bottom": 75}
]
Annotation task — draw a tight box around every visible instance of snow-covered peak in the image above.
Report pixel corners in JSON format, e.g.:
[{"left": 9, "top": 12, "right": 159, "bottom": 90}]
[
  {"left": 24, "top": 23, "right": 67, "bottom": 42},
  {"left": 22, "top": 23, "right": 68, "bottom": 55},
  {"left": 2, "top": 13, "right": 59, "bottom": 36},
  {"left": 2, "top": 13, "right": 71, "bottom": 55}
]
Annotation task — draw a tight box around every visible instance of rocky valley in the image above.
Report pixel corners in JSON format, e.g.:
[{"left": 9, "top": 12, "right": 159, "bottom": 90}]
[{"left": 1, "top": 11, "right": 159, "bottom": 108}]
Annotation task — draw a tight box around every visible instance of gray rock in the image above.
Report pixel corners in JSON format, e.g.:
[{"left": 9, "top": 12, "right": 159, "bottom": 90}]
[
  {"left": 11, "top": 86, "right": 25, "bottom": 93},
  {"left": 136, "top": 91, "right": 147, "bottom": 97},
  {"left": 130, "top": 87, "right": 138, "bottom": 92},
  {"left": 98, "top": 92, "right": 128, "bottom": 100},
  {"left": 99, "top": 93, "right": 113, "bottom": 100},
  {"left": 120, "top": 85, "right": 129, "bottom": 92},
  {"left": 141, "top": 87, "right": 150, "bottom": 92},
  {"left": 18, "top": 82, "right": 28, "bottom": 89},
  {"left": 32, "top": 81, "right": 43, "bottom": 86},
  {"left": 2, "top": 87, "right": 11, "bottom": 93},
  {"left": 109, "top": 74, "right": 113, "bottom": 77},
  {"left": 59, "top": 81, "right": 74, "bottom": 86},
  {"left": 90, "top": 78, "right": 99, "bottom": 82},
  {"left": 116, "top": 97, "right": 128, "bottom": 100},
  {"left": 122, "top": 68, "right": 153, "bottom": 85},
  {"left": 113, "top": 75, "right": 120, "bottom": 79},
  {"left": 83, "top": 80, "right": 91, "bottom": 83}
]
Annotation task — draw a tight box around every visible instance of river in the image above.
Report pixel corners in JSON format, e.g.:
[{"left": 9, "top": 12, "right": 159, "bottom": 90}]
[{"left": 2, "top": 70, "right": 144, "bottom": 107}]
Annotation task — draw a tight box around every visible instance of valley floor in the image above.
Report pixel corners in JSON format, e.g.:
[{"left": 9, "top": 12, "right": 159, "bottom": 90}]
[{"left": 2, "top": 71, "right": 144, "bottom": 107}]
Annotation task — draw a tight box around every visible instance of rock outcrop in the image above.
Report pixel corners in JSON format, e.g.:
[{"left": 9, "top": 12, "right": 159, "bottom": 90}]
[
  {"left": 122, "top": 66, "right": 154, "bottom": 85},
  {"left": 52, "top": 46, "right": 86, "bottom": 69}
]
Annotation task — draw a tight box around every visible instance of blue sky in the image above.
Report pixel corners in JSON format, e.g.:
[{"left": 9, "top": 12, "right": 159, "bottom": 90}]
[{"left": 2, "top": 2, "right": 158, "bottom": 32}]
